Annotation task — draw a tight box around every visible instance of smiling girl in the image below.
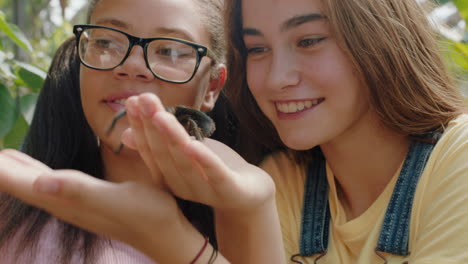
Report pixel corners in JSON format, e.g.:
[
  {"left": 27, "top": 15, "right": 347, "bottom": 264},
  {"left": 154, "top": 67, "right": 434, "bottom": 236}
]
[{"left": 227, "top": 0, "right": 468, "bottom": 263}]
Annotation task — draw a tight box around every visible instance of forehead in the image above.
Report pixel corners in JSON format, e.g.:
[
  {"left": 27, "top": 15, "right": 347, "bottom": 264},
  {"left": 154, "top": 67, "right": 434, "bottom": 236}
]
[
  {"left": 91, "top": 0, "right": 209, "bottom": 43},
  {"left": 242, "top": 0, "right": 322, "bottom": 29}
]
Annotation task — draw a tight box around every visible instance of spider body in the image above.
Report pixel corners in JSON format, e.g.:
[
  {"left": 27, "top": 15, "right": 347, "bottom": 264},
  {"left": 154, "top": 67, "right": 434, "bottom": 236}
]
[{"left": 106, "top": 106, "right": 216, "bottom": 153}]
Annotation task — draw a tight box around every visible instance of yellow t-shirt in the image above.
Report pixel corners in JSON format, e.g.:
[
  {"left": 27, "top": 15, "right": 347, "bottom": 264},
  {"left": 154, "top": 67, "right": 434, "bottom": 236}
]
[{"left": 261, "top": 114, "right": 468, "bottom": 264}]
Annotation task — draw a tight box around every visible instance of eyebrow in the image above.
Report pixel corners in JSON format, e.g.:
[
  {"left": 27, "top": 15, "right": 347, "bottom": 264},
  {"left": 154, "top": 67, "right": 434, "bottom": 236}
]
[
  {"left": 242, "top": 13, "right": 324, "bottom": 37},
  {"left": 93, "top": 18, "right": 195, "bottom": 41},
  {"left": 94, "top": 18, "right": 129, "bottom": 28},
  {"left": 156, "top": 27, "right": 196, "bottom": 42},
  {"left": 281, "top": 13, "right": 324, "bottom": 32}
]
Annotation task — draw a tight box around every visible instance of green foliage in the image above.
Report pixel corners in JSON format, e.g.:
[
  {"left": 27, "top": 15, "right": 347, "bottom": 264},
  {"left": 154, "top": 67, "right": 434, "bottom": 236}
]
[
  {"left": 0, "top": 11, "right": 31, "bottom": 52},
  {"left": 0, "top": 11, "right": 45, "bottom": 149},
  {"left": 16, "top": 62, "right": 47, "bottom": 93},
  {"left": 4, "top": 114, "right": 28, "bottom": 149},
  {"left": 0, "top": 83, "right": 16, "bottom": 138},
  {"left": 452, "top": 0, "right": 468, "bottom": 97},
  {"left": 453, "top": 0, "right": 468, "bottom": 24}
]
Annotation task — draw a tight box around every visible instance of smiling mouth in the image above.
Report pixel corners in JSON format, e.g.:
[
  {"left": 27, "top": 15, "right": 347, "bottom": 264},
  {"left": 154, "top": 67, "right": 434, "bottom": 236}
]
[{"left": 275, "top": 98, "right": 324, "bottom": 114}]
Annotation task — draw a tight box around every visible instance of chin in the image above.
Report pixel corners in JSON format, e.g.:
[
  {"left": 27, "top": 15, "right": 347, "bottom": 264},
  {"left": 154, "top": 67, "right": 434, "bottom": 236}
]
[{"left": 279, "top": 133, "right": 318, "bottom": 151}]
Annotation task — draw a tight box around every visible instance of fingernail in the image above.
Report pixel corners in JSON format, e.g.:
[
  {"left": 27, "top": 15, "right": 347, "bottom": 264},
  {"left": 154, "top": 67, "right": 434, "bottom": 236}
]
[
  {"left": 140, "top": 99, "right": 153, "bottom": 117},
  {"left": 35, "top": 178, "right": 60, "bottom": 194},
  {"left": 152, "top": 113, "right": 166, "bottom": 131},
  {"left": 127, "top": 103, "right": 138, "bottom": 117}
]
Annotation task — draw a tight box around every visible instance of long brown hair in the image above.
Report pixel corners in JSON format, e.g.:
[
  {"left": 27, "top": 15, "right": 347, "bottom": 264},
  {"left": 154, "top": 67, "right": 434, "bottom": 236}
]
[
  {"left": 225, "top": 0, "right": 465, "bottom": 159},
  {"left": 225, "top": 0, "right": 287, "bottom": 163}
]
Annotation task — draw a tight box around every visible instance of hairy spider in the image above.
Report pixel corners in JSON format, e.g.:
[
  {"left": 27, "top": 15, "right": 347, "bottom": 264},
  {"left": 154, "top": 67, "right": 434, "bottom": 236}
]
[{"left": 106, "top": 106, "right": 216, "bottom": 153}]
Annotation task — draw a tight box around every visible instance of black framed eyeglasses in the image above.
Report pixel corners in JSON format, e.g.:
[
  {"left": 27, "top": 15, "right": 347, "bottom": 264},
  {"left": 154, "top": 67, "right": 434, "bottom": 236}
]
[{"left": 73, "top": 24, "right": 215, "bottom": 84}]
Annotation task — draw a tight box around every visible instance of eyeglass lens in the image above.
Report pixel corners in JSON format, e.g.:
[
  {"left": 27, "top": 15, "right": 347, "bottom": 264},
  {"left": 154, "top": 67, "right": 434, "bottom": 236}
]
[{"left": 78, "top": 27, "right": 199, "bottom": 82}]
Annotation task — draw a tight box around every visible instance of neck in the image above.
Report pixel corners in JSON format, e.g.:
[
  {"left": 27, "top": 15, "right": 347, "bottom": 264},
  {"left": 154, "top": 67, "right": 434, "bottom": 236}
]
[
  {"left": 320, "top": 114, "right": 410, "bottom": 220},
  {"left": 100, "top": 145, "right": 154, "bottom": 185}
]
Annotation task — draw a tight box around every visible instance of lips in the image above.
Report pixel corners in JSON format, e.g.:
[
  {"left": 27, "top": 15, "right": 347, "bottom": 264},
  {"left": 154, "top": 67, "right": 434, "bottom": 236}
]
[
  {"left": 275, "top": 98, "right": 325, "bottom": 114},
  {"left": 103, "top": 91, "right": 141, "bottom": 112}
]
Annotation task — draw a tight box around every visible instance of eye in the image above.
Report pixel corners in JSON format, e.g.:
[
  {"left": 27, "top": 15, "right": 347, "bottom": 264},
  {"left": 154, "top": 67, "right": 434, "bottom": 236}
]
[
  {"left": 297, "top": 37, "right": 326, "bottom": 48},
  {"left": 156, "top": 47, "right": 174, "bottom": 56},
  {"left": 94, "top": 39, "right": 112, "bottom": 49},
  {"left": 246, "top": 46, "right": 270, "bottom": 56}
]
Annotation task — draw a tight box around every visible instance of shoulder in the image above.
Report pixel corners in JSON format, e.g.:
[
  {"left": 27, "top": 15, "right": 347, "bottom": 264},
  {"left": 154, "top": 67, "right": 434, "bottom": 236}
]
[
  {"left": 427, "top": 114, "right": 468, "bottom": 175},
  {"left": 408, "top": 114, "right": 468, "bottom": 262},
  {"left": 413, "top": 114, "right": 468, "bottom": 226},
  {"left": 438, "top": 114, "right": 468, "bottom": 149}
]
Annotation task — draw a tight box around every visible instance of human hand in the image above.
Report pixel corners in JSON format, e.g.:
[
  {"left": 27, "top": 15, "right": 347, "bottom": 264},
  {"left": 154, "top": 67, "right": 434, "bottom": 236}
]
[
  {"left": 120, "top": 93, "right": 276, "bottom": 214},
  {"left": 0, "top": 149, "right": 217, "bottom": 263}
]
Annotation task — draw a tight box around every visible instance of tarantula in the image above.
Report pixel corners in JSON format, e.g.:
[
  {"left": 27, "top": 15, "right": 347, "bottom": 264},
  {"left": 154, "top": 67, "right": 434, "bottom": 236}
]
[{"left": 106, "top": 106, "right": 216, "bottom": 153}]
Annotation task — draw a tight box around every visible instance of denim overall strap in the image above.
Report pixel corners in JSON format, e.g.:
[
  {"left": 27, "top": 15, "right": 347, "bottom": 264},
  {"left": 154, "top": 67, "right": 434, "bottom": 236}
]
[
  {"left": 298, "top": 152, "right": 330, "bottom": 256},
  {"left": 376, "top": 133, "right": 441, "bottom": 256}
]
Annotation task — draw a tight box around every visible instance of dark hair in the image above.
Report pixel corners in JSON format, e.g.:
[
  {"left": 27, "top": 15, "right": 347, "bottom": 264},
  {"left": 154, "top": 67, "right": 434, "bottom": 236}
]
[
  {"left": 224, "top": 0, "right": 465, "bottom": 162},
  {"left": 0, "top": 0, "right": 234, "bottom": 259},
  {"left": 0, "top": 37, "right": 102, "bottom": 263}
]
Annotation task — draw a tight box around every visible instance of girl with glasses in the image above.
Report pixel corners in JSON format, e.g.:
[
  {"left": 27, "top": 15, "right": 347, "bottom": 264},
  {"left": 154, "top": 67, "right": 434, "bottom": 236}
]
[
  {"left": 0, "top": 0, "right": 285, "bottom": 263},
  {"left": 2, "top": 0, "right": 468, "bottom": 264}
]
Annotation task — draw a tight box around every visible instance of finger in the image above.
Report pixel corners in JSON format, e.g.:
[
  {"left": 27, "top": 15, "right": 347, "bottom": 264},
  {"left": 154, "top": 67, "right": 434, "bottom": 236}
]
[
  {"left": 183, "top": 140, "right": 234, "bottom": 186},
  {"left": 121, "top": 128, "right": 137, "bottom": 150},
  {"left": 153, "top": 111, "right": 192, "bottom": 147},
  {"left": 31, "top": 171, "right": 144, "bottom": 240},
  {"left": 0, "top": 151, "right": 50, "bottom": 199},
  {"left": 138, "top": 105, "right": 190, "bottom": 194},
  {"left": 34, "top": 171, "right": 181, "bottom": 239},
  {"left": 162, "top": 136, "right": 215, "bottom": 201},
  {"left": 138, "top": 93, "right": 165, "bottom": 114},
  {"left": 0, "top": 149, "right": 51, "bottom": 171},
  {"left": 126, "top": 96, "right": 161, "bottom": 177},
  {"left": 34, "top": 170, "right": 114, "bottom": 204}
]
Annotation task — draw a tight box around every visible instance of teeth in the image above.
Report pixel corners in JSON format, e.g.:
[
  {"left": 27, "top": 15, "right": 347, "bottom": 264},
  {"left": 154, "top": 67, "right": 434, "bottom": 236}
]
[
  {"left": 288, "top": 103, "right": 298, "bottom": 113},
  {"left": 114, "top": 99, "right": 127, "bottom": 105},
  {"left": 297, "top": 101, "right": 305, "bottom": 111},
  {"left": 275, "top": 99, "right": 322, "bottom": 114}
]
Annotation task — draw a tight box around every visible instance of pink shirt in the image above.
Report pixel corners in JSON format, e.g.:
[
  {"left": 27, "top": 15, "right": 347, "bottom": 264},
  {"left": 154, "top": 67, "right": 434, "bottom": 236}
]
[{"left": 0, "top": 218, "right": 156, "bottom": 264}]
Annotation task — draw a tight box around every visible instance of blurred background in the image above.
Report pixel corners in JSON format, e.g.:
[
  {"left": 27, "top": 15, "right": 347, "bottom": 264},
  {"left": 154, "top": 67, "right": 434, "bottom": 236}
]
[{"left": 0, "top": 0, "right": 467, "bottom": 149}]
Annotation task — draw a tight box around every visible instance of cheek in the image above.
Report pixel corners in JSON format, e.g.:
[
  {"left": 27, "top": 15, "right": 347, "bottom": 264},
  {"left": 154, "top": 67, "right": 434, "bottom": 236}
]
[
  {"left": 79, "top": 69, "right": 99, "bottom": 112},
  {"left": 246, "top": 61, "right": 266, "bottom": 101},
  {"left": 304, "top": 46, "right": 363, "bottom": 99}
]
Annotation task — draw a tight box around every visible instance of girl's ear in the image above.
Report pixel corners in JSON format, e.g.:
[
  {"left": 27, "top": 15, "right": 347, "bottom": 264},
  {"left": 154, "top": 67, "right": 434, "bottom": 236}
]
[{"left": 200, "top": 64, "right": 227, "bottom": 112}]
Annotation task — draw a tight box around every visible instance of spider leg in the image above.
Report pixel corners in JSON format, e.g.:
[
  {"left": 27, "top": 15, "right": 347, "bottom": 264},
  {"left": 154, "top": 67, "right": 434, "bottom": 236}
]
[
  {"left": 185, "top": 118, "right": 204, "bottom": 140},
  {"left": 106, "top": 109, "right": 127, "bottom": 136},
  {"left": 113, "top": 143, "right": 125, "bottom": 154}
]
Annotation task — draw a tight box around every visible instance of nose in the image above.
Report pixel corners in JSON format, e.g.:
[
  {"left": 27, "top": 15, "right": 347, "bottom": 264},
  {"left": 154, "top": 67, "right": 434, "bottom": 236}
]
[
  {"left": 113, "top": 46, "right": 155, "bottom": 82},
  {"left": 266, "top": 49, "right": 301, "bottom": 91}
]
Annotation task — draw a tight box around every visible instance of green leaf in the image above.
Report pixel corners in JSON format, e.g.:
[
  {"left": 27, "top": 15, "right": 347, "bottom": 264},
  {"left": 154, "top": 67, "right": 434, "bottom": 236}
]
[
  {"left": 0, "top": 62, "right": 16, "bottom": 79},
  {"left": 0, "top": 83, "right": 16, "bottom": 137},
  {"left": 15, "top": 62, "right": 46, "bottom": 92},
  {"left": 453, "top": 0, "right": 468, "bottom": 22},
  {"left": 19, "top": 93, "right": 38, "bottom": 124},
  {"left": 0, "top": 11, "right": 32, "bottom": 52},
  {"left": 451, "top": 42, "right": 468, "bottom": 70},
  {"left": 4, "top": 114, "right": 28, "bottom": 149}
]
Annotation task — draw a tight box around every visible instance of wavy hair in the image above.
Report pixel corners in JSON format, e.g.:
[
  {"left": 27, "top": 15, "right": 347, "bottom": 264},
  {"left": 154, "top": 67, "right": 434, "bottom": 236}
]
[{"left": 225, "top": 0, "right": 466, "bottom": 161}]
